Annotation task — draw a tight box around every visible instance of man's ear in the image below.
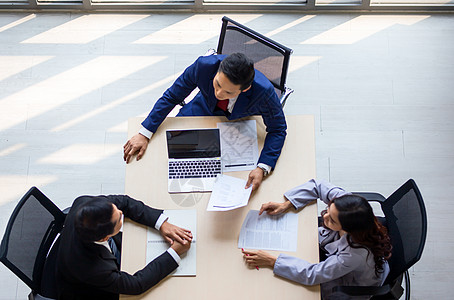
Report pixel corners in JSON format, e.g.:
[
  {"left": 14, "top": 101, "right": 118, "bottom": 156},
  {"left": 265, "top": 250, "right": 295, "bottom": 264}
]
[
  {"left": 241, "top": 85, "right": 251, "bottom": 93},
  {"left": 98, "top": 236, "right": 110, "bottom": 242}
]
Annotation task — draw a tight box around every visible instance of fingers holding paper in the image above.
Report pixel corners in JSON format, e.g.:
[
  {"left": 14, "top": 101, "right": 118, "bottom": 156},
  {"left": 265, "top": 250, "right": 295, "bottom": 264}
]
[
  {"left": 259, "top": 200, "right": 293, "bottom": 216},
  {"left": 245, "top": 167, "right": 264, "bottom": 192},
  {"left": 259, "top": 202, "right": 283, "bottom": 215},
  {"left": 242, "top": 249, "right": 277, "bottom": 268}
]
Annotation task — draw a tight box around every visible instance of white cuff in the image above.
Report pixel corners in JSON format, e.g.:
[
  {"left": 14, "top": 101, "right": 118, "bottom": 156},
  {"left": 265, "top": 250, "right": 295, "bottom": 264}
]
[
  {"left": 139, "top": 127, "right": 153, "bottom": 139},
  {"left": 167, "top": 247, "right": 181, "bottom": 264},
  {"left": 257, "top": 163, "right": 271, "bottom": 173},
  {"left": 155, "top": 214, "right": 169, "bottom": 230}
]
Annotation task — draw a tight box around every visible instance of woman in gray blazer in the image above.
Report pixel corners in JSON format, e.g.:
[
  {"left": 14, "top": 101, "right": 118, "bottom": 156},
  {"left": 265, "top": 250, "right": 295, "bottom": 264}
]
[{"left": 242, "top": 179, "right": 392, "bottom": 300}]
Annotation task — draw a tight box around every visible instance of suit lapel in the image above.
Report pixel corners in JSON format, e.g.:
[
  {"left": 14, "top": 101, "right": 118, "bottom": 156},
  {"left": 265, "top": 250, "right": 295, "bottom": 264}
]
[
  {"left": 89, "top": 242, "right": 118, "bottom": 261},
  {"left": 97, "top": 244, "right": 120, "bottom": 268},
  {"left": 230, "top": 89, "right": 253, "bottom": 119},
  {"left": 206, "top": 80, "right": 217, "bottom": 112}
]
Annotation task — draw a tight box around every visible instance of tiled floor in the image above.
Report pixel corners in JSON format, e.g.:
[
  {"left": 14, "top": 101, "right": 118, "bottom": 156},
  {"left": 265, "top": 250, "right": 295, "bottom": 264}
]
[{"left": 0, "top": 12, "right": 453, "bottom": 299}]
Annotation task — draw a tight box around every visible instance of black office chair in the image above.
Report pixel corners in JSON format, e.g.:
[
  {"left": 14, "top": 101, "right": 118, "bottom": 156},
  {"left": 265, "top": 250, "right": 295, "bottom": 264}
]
[
  {"left": 333, "top": 179, "right": 428, "bottom": 300},
  {"left": 216, "top": 16, "right": 294, "bottom": 108},
  {"left": 0, "top": 187, "right": 66, "bottom": 300}
]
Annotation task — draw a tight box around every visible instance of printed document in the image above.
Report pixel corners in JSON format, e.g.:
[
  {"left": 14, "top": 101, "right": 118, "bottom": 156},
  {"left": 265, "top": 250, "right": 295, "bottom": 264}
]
[
  {"left": 207, "top": 174, "right": 252, "bottom": 211},
  {"left": 147, "top": 209, "right": 197, "bottom": 276},
  {"left": 217, "top": 120, "right": 259, "bottom": 172},
  {"left": 238, "top": 210, "right": 298, "bottom": 252}
]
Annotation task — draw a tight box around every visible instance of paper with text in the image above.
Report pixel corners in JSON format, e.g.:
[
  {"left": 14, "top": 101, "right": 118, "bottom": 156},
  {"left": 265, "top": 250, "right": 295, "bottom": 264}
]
[
  {"left": 238, "top": 210, "right": 298, "bottom": 251},
  {"left": 207, "top": 174, "right": 252, "bottom": 211},
  {"left": 217, "top": 120, "right": 259, "bottom": 172},
  {"left": 146, "top": 209, "right": 197, "bottom": 276}
]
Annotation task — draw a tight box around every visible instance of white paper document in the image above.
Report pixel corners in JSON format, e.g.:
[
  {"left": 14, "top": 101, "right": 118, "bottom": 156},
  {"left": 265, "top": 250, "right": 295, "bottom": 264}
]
[
  {"left": 238, "top": 210, "right": 298, "bottom": 252},
  {"left": 146, "top": 209, "right": 197, "bottom": 276},
  {"left": 217, "top": 120, "right": 259, "bottom": 172},
  {"left": 206, "top": 174, "right": 252, "bottom": 211}
]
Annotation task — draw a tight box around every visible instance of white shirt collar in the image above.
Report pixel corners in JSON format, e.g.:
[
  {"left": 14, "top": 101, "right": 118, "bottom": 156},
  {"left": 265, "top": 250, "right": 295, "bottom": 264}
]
[
  {"left": 227, "top": 96, "right": 239, "bottom": 113},
  {"left": 94, "top": 240, "right": 111, "bottom": 251}
]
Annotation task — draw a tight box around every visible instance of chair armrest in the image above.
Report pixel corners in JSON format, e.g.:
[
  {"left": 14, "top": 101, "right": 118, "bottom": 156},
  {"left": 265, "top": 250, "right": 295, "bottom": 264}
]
[
  {"left": 332, "top": 284, "right": 391, "bottom": 296},
  {"left": 280, "top": 87, "right": 294, "bottom": 108},
  {"left": 204, "top": 48, "right": 216, "bottom": 56},
  {"left": 352, "top": 192, "right": 386, "bottom": 203}
]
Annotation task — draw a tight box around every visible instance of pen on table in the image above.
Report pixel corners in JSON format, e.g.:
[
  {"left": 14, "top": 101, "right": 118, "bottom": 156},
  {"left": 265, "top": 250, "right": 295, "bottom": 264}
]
[
  {"left": 225, "top": 163, "right": 254, "bottom": 168},
  {"left": 242, "top": 248, "right": 259, "bottom": 270}
]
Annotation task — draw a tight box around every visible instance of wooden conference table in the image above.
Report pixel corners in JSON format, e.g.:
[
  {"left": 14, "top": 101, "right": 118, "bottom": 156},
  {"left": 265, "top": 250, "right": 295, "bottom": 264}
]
[{"left": 121, "top": 115, "right": 319, "bottom": 300}]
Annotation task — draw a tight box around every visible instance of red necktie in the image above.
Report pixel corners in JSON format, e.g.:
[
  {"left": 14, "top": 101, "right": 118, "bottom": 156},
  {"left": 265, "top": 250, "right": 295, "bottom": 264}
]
[{"left": 216, "top": 99, "right": 229, "bottom": 112}]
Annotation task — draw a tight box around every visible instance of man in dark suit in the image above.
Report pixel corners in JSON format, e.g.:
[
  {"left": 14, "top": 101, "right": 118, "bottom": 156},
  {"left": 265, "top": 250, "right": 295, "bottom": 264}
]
[
  {"left": 123, "top": 53, "right": 287, "bottom": 192},
  {"left": 56, "top": 194, "right": 192, "bottom": 300}
]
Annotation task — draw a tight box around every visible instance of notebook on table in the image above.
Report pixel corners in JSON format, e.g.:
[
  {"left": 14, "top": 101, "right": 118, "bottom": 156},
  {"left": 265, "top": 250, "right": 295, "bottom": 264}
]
[{"left": 166, "top": 129, "right": 222, "bottom": 193}]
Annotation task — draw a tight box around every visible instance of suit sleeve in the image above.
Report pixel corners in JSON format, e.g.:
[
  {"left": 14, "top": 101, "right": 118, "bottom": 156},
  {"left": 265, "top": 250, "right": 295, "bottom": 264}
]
[
  {"left": 141, "top": 56, "right": 203, "bottom": 133},
  {"left": 88, "top": 251, "right": 178, "bottom": 295},
  {"left": 257, "top": 84, "right": 287, "bottom": 168},
  {"left": 102, "top": 195, "right": 163, "bottom": 229},
  {"left": 284, "top": 179, "right": 351, "bottom": 210}
]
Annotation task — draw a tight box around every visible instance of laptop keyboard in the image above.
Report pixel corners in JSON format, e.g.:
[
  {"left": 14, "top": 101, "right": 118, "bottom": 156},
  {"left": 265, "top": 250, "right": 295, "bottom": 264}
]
[{"left": 169, "top": 159, "right": 221, "bottom": 179}]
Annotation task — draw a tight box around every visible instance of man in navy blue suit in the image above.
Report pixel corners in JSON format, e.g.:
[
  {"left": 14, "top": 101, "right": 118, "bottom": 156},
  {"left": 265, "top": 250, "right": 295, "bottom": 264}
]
[{"left": 123, "top": 53, "right": 287, "bottom": 191}]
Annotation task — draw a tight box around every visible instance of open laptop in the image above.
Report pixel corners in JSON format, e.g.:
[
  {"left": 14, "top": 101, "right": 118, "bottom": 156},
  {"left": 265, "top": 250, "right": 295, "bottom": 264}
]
[{"left": 167, "top": 129, "right": 222, "bottom": 193}]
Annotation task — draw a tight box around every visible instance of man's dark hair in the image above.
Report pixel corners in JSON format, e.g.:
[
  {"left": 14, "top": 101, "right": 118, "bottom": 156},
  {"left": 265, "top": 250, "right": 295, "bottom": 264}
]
[
  {"left": 75, "top": 198, "right": 115, "bottom": 242},
  {"left": 218, "top": 53, "right": 255, "bottom": 90}
]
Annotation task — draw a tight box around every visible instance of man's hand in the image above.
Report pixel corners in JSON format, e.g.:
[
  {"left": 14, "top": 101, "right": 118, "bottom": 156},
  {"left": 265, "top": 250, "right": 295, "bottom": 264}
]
[
  {"left": 123, "top": 133, "right": 149, "bottom": 164},
  {"left": 171, "top": 239, "right": 191, "bottom": 256},
  {"left": 259, "top": 200, "right": 293, "bottom": 216},
  {"left": 242, "top": 249, "right": 277, "bottom": 268},
  {"left": 160, "top": 220, "right": 192, "bottom": 245},
  {"left": 245, "top": 167, "right": 265, "bottom": 192}
]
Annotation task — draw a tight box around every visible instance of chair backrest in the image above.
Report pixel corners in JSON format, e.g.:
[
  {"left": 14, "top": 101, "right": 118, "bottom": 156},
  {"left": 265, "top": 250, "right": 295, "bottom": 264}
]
[
  {"left": 381, "top": 179, "right": 427, "bottom": 285},
  {"left": 217, "top": 16, "right": 293, "bottom": 98},
  {"left": 0, "top": 187, "right": 65, "bottom": 293}
]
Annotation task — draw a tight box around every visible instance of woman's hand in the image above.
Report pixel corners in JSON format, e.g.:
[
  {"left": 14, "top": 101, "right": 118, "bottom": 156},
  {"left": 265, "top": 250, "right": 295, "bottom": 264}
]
[
  {"left": 259, "top": 200, "right": 293, "bottom": 216},
  {"left": 242, "top": 249, "right": 277, "bottom": 268}
]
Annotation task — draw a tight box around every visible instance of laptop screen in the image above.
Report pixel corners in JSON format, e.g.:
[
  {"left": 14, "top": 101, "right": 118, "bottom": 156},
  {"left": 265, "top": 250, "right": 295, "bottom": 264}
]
[{"left": 166, "top": 129, "right": 221, "bottom": 159}]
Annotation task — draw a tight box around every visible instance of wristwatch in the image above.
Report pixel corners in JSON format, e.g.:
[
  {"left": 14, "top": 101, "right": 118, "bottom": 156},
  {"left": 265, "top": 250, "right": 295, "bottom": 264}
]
[{"left": 258, "top": 165, "right": 269, "bottom": 177}]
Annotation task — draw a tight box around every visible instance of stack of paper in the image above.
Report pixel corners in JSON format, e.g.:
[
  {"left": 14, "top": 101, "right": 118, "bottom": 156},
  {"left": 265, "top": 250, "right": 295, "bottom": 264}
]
[
  {"left": 217, "top": 120, "right": 259, "bottom": 172},
  {"left": 238, "top": 210, "right": 298, "bottom": 252},
  {"left": 146, "top": 209, "right": 197, "bottom": 276},
  {"left": 207, "top": 174, "right": 252, "bottom": 211}
]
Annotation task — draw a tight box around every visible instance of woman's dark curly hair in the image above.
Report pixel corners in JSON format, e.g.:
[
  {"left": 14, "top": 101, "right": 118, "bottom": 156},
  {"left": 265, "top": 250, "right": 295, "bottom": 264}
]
[{"left": 322, "top": 194, "right": 392, "bottom": 276}]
